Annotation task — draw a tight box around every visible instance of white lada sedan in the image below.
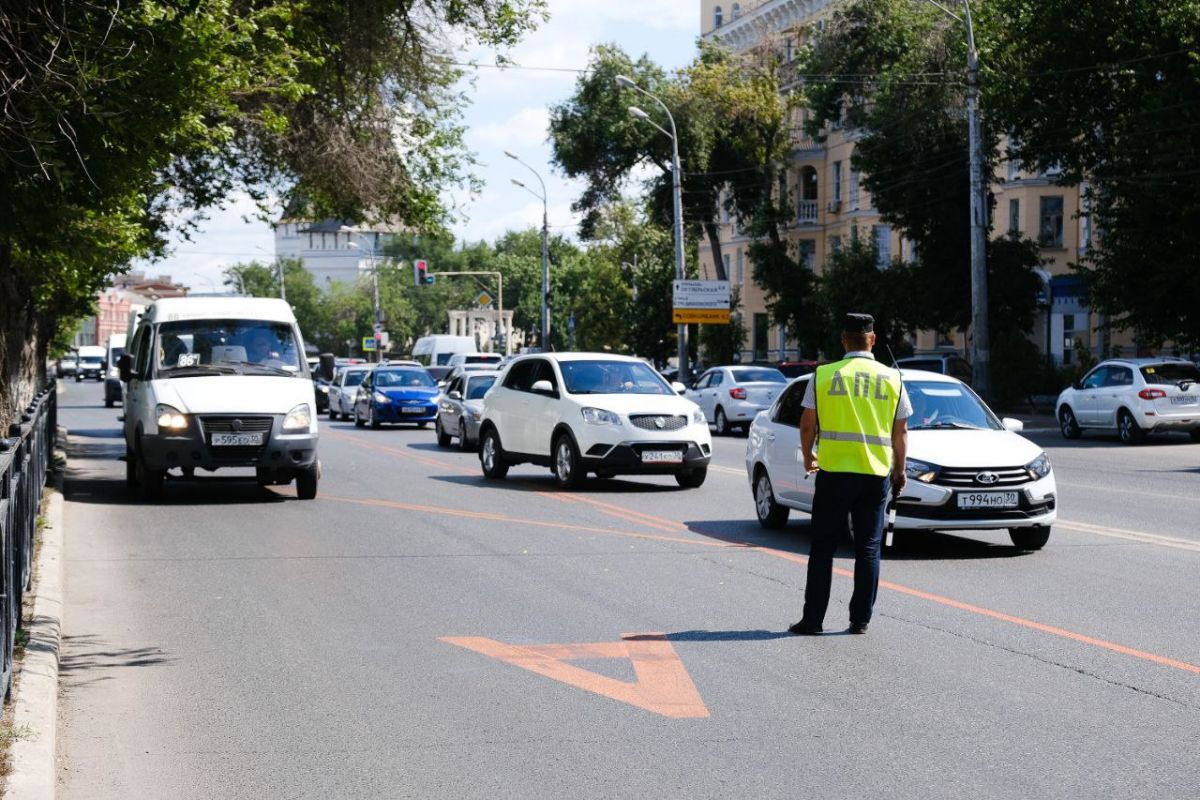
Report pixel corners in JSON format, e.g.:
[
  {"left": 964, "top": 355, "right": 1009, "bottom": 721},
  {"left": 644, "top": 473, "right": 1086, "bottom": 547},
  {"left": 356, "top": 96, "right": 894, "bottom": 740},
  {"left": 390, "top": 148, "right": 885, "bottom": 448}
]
[
  {"left": 478, "top": 353, "right": 712, "bottom": 489},
  {"left": 745, "top": 370, "right": 1057, "bottom": 550}
]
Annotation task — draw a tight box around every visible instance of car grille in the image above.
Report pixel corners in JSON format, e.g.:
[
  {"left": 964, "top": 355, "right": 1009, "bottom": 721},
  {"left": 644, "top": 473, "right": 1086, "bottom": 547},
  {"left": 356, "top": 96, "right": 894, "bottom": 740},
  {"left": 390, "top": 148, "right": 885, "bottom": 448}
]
[
  {"left": 198, "top": 416, "right": 273, "bottom": 459},
  {"left": 628, "top": 414, "right": 687, "bottom": 432},
  {"left": 934, "top": 466, "right": 1030, "bottom": 488}
]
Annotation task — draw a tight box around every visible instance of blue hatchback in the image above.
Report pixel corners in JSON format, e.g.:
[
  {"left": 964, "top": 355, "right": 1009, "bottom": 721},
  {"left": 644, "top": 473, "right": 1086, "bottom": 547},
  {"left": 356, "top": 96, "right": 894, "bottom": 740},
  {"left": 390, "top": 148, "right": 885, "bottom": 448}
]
[{"left": 354, "top": 366, "right": 440, "bottom": 428}]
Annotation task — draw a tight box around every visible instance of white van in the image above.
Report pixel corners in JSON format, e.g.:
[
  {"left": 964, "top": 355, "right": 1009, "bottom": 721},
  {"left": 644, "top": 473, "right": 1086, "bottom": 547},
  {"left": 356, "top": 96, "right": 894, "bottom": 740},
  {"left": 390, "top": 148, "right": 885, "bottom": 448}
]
[
  {"left": 446, "top": 352, "right": 503, "bottom": 369},
  {"left": 411, "top": 335, "right": 475, "bottom": 368},
  {"left": 120, "top": 297, "right": 320, "bottom": 500},
  {"left": 104, "top": 333, "right": 127, "bottom": 407},
  {"left": 75, "top": 345, "right": 106, "bottom": 381}
]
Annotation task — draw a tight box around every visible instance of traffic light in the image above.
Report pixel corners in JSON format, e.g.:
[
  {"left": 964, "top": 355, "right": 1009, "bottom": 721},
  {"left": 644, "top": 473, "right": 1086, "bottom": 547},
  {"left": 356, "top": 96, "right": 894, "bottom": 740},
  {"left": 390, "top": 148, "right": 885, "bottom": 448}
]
[{"left": 413, "top": 259, "right": 434, "bottom": 286}]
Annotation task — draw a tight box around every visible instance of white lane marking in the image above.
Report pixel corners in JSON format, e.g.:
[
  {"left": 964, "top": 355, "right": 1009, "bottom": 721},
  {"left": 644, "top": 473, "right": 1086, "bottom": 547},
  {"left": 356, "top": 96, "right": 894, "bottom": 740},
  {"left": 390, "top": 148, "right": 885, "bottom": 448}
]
[
  {"left": 1055, "top": 481, "right": 1200, "bottom": 504},
  {"left": 1057, "top": 519, "right": 1200, "bottom": 552}
]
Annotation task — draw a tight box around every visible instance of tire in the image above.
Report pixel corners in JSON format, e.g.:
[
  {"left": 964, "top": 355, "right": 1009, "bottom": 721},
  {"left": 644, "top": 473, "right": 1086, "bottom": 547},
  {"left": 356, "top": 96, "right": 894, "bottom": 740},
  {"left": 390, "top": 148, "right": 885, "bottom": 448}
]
[
  {"left": 1010, "top": 525, "right": 1051, "bottom": 550},
  {"left": 136, "top": 443, "right": 164, "bottom": 501},
  {"left": 125, "top": 443, "right": 137, "bottom": 489},
  {"left": 435, "top": 417, "right": 452, "bottom": 447},
  {"left": 354, "top": 408, "right": 365, "bottom": 428},
  {"left": 479, "top": 428, "right": 509, "bottom": 480},
  {"left": 328, "top": 405, "right": 338, "bottom": 421},
  {"left": 1118, "top": 409, "right": 1144, "bottom": 444},
  {"left": 675, "top": 466, "right": 708, "bottom": 489},
  {"left": 369, "top": 405, "right": 381, "bottom": 429},
  {"left": 714, "top": 407, "right": 729, "bottom": 436},
  {"left": 296, "top": 464, "right": 319, "bottom": 500},
  {"left": 1059, "top": 406, "right": 1081, "bottom": 439},
  {"left": 416, "top": 421, "right": 428, "bottom": 429},
  {"left": 458, "top": 421, "right": 473, "bottom": 452},
  {"left": 105, "top": 398, "right": 113, "bottom": 408},
  {"left": 552, "top": 434, "right": 584, "bottom": 490},
  {"left": 1189, "top": 430, "right": 1200, "bottom": 443},
  {"left": 753, "top": 468, "right": 789, "bottom": 528}
]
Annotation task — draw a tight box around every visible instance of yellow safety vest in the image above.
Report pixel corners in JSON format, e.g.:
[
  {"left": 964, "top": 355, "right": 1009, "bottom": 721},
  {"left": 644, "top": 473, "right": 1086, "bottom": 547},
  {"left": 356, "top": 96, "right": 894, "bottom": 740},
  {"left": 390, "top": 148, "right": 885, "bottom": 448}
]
[{"left": 815, "top": 357, "right": 902, "bottom": 476}]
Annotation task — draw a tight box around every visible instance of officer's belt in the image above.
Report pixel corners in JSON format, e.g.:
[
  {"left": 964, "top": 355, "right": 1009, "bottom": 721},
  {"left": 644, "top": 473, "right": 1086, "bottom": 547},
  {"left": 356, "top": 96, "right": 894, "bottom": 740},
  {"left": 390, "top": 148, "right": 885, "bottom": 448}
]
[{"left": 820, "top": 430, "right": 893, "bottom": 448}]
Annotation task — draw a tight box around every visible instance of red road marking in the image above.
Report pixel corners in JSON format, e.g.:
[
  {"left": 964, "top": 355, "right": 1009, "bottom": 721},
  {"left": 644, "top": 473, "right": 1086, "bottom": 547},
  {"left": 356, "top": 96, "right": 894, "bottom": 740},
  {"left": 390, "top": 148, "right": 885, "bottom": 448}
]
[{"left": 440, "top": 633, "right": 709, "bottom": 719}]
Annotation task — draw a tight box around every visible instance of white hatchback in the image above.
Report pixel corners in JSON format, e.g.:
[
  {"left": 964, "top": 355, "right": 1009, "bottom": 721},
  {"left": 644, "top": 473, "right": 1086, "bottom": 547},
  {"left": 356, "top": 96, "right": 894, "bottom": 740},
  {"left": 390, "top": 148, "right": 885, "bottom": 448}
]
[
  {"left": 478, "top": 353, "right": 712, "bottom": 489},
  {"left": 1055, "top": 358, "right": 1200, "bottom": 444},
  {"left": 745, "top": 370, "right": 1057, "bottom": 550}
]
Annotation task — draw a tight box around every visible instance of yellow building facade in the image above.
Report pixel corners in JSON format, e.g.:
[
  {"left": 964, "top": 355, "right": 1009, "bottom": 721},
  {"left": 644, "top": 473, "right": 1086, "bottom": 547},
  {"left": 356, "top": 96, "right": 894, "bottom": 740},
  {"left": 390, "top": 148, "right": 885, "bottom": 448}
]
[{"left": 697, "top": 0, "right": 1102, "bottom": 367}]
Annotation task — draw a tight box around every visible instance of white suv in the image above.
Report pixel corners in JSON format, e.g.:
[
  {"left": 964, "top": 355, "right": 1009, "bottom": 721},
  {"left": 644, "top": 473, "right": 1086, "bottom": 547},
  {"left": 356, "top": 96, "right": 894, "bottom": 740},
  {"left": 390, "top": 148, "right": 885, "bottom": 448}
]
[
  {"left": 1055, "top": 358, "right": 1200, "bottom": 444},
  {"left": 477, "top": 353, "right": 712, "bottom": 489}
]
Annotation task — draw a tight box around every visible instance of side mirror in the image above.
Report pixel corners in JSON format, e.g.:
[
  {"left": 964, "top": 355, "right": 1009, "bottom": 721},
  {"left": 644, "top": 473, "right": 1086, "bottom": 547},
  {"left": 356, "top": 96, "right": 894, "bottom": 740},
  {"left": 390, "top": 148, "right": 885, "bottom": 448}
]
[
  {"left": 118, "top": 353, "right": 133, "bottom": 383},
  {"left": 448, "top": 390, "right": 462, "bottom": 401},
  {"left": 1002, "top": 417, "right": 1025, "bottom": 433},
  {"left": 531, "top": 379, "right": 555, "bottom": 395},
  {"left": 437, "top": 380, "right": 447, "bottom": 389},
  {"left": 1073, "top": 381, "right": 1083, "bottom": 390},
  {"left": 671, "top": 381, "right": 687, "bottom": 395}
]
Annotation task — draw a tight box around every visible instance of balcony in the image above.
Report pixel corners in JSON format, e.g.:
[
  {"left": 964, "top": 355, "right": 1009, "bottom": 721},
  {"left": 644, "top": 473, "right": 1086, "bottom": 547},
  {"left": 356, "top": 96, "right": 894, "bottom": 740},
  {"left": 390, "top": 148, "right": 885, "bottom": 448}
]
[{"left": 796, "top": 200, "right": 819, "bottom": 225}]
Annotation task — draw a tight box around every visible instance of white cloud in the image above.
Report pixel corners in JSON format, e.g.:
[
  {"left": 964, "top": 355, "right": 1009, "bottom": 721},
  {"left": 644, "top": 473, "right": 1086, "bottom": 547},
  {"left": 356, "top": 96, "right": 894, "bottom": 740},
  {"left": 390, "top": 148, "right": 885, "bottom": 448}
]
[{"left": 470, "top": 106, "right": 551, "bottom": 150}]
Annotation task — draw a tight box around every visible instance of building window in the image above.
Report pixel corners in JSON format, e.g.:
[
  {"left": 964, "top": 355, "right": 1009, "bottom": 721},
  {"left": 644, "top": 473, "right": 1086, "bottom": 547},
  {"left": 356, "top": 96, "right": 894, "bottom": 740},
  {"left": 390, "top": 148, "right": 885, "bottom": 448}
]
[
  {"left": 832, "top": 161, "right": 843, "bottom": 202},
  {"left": 1080, "top": 190, "right": 1092, "bottom": 254},
  {"left": 798, "top": 239, "right": 816, "bottom": 271},
  {"left": 849, "top": 168, "right": 860, "bottom": 210},
  {"left": 1039, "top": 196, "right": 1064, "bottom": 247},
  {"left": 830, "top": 235, "right": 842, "bottom": 254},
  {"left": 731, "top": 3, "right": 742, "bottom": 20},
  {"left": 777, "top": 171, "right": 787, "bottom": 205},
  {"left": 735, "top": 249, "right": 744, "bottom": 284},
  {"left": 753, "top": 313, "right": 769, "bottom": 361},
  {"left": 873, "top": 224, "right": 891, "bottom": 267},
  {"left": 713, "top": 5, "right": 722, "bottom": 28},
  {"left": 722, "top": 253, "right": 731, "bottom": 280},
  {"left": 1008, "top": 198, "right": 1020, "bottom": 235}
]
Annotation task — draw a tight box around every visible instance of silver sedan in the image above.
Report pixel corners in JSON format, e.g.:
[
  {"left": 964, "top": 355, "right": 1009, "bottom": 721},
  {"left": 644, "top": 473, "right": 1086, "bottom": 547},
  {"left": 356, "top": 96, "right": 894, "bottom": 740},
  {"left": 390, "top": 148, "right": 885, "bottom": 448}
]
[
  {"left": 435, "top": 372, "right": 500, "bottom": 450},
  {"left": 685, "top": 365, "right": 788, "bottom": 435}
]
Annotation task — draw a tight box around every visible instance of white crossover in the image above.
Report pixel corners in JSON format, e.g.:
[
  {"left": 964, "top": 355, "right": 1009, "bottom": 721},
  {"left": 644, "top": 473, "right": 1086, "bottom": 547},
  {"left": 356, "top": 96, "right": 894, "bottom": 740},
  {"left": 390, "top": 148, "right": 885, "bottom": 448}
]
[{"left": 1055, "top": 357, "right": 1200, "bottom": 444}]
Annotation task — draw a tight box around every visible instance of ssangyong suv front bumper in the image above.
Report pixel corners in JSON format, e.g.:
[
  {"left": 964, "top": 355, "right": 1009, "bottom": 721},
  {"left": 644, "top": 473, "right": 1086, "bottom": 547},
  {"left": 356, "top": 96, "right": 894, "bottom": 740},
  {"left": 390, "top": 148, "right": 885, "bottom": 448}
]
[
  {"left": 579, "top": 440, "right": 711, "bottom": 475},
  {"left": 140, "top": 413, "right": 317, "bottom": 473}
]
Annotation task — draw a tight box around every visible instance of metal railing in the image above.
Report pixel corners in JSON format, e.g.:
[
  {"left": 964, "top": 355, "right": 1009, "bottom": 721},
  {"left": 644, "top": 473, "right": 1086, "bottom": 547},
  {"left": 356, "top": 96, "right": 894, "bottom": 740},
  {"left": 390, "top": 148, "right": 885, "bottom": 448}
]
[{"left": 0, "top": 383, "right": 57, "bottom": 700}]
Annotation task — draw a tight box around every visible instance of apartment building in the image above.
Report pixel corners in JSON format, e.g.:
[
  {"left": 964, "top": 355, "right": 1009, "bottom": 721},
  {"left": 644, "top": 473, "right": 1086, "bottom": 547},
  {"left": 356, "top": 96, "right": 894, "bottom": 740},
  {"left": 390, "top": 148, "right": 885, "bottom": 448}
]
[
  {"left": 273, "top": 218, "right": 404, "bottom": 292},
  {"left": 698, "top": 0, "right": 1100, "bottom": 366}
]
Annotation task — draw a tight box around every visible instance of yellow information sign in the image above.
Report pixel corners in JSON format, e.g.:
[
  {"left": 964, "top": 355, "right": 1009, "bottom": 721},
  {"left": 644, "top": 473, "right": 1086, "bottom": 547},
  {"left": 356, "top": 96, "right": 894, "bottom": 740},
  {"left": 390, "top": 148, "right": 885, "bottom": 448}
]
[{"left": 673, "top": 308, "right": 732, "bottom": 324}]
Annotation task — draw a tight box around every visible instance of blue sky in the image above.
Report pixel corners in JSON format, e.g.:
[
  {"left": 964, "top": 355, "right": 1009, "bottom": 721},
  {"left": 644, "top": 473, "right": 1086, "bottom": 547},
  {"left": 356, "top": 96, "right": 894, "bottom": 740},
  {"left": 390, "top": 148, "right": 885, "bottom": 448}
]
[{"left": 153, "top": 1, "right": 700, "bottom": 293}]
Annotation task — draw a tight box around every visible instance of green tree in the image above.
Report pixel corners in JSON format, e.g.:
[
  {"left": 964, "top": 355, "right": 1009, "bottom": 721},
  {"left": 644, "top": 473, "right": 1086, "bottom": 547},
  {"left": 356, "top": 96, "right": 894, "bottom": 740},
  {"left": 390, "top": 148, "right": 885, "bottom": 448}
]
[
  {"left": 699, "top": 289, "right": 749, "bottom": 366},
  {"left": 223, "top": 259, "right": 330, "bottom": 351},
  {"left": 810, "top": 238, "right": 917, "bottom": 360},
  {"left": 986, "top": 0, "right": 1200, "bottom": 349}
]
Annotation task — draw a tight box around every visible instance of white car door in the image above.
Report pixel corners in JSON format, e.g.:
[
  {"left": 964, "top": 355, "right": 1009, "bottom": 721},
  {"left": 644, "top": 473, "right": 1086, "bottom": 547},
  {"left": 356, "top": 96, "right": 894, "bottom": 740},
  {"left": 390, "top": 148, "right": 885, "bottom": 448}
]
[
  {"left": 492, "top": 360, "right": 536, "bottom": 454},
  {"left": 767, "top": 379, "right": 814, "bottom": 509},
  {"left": 686, "top": 372, "right": 712, "bottom": 420},
  {"left": 521, "top": 359, "right": 562, "bottom": 456},
  {"left": 1095, "top": 364, "right": 1133, "bottom": 428},
  {"left": 1074, "top": 366, "right": 1108, "bottom": 426}
]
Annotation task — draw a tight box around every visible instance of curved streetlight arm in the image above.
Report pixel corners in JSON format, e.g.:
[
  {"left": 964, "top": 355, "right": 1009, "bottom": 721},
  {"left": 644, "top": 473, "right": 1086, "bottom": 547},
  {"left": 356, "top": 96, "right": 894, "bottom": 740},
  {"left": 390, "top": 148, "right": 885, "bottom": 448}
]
[
  {"left": 614, "top": 74, "right": 678, "bottom": 144},
  {"left": 504, "top": 150, "right": 547, "bottom": 201},
  {"left": 511, "top": 180, "right": 545, "bottom": 204}
]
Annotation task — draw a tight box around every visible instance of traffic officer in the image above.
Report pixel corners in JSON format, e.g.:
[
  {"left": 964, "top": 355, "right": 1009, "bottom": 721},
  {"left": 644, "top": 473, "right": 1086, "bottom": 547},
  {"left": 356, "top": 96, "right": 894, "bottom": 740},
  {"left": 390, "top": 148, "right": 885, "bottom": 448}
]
[{"left": 789, "top": 313, "right": 911, "bottom": 635}]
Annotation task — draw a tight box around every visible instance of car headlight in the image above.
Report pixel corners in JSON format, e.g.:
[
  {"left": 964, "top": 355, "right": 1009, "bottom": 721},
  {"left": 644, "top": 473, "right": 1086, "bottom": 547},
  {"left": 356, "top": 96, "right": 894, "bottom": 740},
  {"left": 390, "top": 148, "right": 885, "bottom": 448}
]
[
  {"left": 581, "top": 407, "right": 622, "bottom": 426},
  {"left": 317, "top": 385, "right": 329, "bottom": 394},
  {"left": 283, "top": 403, "right": 312, "bottom": 432},
  {"left": 1025, "top": 452, "right": 1051, "bottom": 479},
  {"left": 905, "top": 458, "right": 939, "bottom": 483},
  {"left": 373, "top": 392, "right": 391, "bottom": 404},
  {"left": 155, "top": 404, "right": 188, "bottom": 431},
  {"left": 693, "top": 408, "right": 706, "bottom": 425},
  {"left": 469, "top": 408, "right": 482, "bottom": 421}
]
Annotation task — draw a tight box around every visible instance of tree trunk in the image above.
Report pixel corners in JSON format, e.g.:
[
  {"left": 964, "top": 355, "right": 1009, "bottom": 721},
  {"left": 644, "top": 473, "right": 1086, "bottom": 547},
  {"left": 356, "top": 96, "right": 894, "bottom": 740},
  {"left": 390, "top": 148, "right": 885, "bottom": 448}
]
[
  {"left": 0, "top": 249, "right": 45, "bottom": 426},
  {"left": 704, "top": 221, "right": 727, "bottom": 281}
]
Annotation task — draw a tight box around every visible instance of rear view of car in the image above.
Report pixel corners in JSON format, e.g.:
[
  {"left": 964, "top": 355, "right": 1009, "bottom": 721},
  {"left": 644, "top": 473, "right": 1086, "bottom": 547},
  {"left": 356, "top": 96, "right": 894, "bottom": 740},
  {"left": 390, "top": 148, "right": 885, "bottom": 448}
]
[{"left": 687, "top": 366, "right": 787, "bottom": 435}]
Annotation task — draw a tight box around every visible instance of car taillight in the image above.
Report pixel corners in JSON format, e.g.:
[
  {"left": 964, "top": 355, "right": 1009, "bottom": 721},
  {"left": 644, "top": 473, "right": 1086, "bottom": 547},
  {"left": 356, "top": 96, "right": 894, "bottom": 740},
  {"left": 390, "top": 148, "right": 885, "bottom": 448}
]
[
  {"left": 729, "top": 387, "right": 747, "bottom": 400},
  {"left": 1138, "top": 388, "right": 1167, "bottom": 400}
]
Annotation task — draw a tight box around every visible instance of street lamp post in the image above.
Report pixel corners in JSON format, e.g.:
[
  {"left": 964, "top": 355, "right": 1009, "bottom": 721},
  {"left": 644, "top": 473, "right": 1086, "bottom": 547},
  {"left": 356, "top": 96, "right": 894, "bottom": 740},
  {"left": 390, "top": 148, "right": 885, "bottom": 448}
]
[
  {"left": 505, "top": 151, "right": 551, "bottom": 351},
  {"left": 926, "top": 0, "right": 991, "bottom": 401},
  {"left": 615, "top": 74, "right": 690, "bottom": 384},
  {"left": 348, "top": 240, "right": 384, "bottom": 363}
]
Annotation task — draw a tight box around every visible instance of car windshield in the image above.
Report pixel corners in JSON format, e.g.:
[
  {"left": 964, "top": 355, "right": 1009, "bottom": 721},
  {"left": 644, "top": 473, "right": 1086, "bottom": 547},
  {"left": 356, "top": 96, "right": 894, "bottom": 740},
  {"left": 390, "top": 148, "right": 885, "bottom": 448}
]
[
  {"left": 374, "top": 369, "right": 436, "bottom": 388},
  {"left": 906, "top": 380, "right": 1001, "bottom": 430},
  {"left": 80, "top": 357, "right": 102, "bottom": 366},
  {"left": 1140, "top": 363, "right": 1200, "bottom": 385},
  {"left": 466, "top": 375, "right": 498, "bottom": 399},
  {"left": 156, "top": 319, "right": 303, "bottom": 375},
  {"left": 560, "top": 360, "right": 673, "bottom": 395},
  {"left": 343, "top": 370, "right": 367, "bottom": 387},
  {"left": 730, "top": 367, "right": 786, "bottom": 384}
]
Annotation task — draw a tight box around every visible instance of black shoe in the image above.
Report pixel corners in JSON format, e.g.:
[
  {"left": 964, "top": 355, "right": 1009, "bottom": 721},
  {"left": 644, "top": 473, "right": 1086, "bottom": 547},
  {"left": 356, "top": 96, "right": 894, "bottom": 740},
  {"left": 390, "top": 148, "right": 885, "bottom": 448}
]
[
  {"left": 788, "top": 620, "right": 823, "bottom": 636},
  {"left": 847, "top": 622, "right": 869, "bottom": 635}
]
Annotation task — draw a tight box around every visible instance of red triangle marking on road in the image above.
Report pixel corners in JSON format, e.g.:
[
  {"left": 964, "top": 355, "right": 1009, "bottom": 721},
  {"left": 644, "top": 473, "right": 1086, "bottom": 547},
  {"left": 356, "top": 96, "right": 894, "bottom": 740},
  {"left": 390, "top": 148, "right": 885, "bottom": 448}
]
[{"left": 440, "top": 633, "right": 709, "bottom": 719}]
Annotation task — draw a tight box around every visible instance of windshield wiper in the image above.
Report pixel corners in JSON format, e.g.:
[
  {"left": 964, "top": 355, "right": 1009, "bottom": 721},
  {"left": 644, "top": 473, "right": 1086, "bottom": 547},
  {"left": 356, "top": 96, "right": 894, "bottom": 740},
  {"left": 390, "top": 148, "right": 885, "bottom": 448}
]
[
  {"left": 160, "top": 365, "right": 239, "bottom": 376},
  {"left": 221, "top": 360, "right": 299, "bottom": 376},
  {"left": 911, "top": 420, "right": 986, "bottom": 430}
]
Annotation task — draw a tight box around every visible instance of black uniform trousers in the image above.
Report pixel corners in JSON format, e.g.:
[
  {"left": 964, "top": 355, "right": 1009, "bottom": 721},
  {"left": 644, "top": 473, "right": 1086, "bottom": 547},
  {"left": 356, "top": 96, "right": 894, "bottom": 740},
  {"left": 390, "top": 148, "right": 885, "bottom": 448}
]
[{"left": 802, "top": 469, "right": 891, "bottom": 626}]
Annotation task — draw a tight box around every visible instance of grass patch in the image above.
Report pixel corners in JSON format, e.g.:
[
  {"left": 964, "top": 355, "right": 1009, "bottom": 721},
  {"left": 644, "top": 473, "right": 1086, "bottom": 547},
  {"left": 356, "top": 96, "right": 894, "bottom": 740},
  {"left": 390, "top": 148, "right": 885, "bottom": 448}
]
[{"left": 0, "top": 724, "right": 34, "bottom": 743}]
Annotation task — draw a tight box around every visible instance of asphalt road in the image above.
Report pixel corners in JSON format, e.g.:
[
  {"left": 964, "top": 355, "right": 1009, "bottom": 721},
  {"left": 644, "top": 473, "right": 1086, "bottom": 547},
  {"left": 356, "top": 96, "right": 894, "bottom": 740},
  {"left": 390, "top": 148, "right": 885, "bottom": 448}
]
[{"left": 56, "top": 379, "right": 1200, "bottom": 799}]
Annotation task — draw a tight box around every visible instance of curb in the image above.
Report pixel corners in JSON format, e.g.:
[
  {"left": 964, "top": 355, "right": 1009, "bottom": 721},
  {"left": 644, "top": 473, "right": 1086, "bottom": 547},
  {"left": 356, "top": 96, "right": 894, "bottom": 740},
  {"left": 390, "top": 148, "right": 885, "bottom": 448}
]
[{"left": 6, "top": 439, "right": 67, "bottom": 800}]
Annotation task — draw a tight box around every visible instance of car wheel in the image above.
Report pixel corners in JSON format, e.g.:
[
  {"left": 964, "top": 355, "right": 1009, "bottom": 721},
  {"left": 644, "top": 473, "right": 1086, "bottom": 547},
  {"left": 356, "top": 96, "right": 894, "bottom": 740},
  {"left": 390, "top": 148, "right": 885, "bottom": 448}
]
[
  {"left": 458, "top": 421, "right": 472, "bottom": 452},
  {"left": 1059, "top": 406, "right": 1081, "bottom": 439},
  {"left": 1009, "top": 525, "right": 1050, "bottom": 550},
  {"left": 125, "top": 443, "right": 137, "bottom": 489},
  {"left": 416, "top": 421, "right": 428, "bottom": 429},
  {"left": 480, "top": 428, "right": 509, "bottom": 480},
  {"left": 136, "top": 442, "right": 164, "bottom": 501},
  {"left": 714, "top": 407, "right": 729, "bottom": 436},
  {"left": 105, "top": 398, "right": 113, "bottom": 408},
  {"left": 328, "top": 405, "right": 338, "bottom": 421},
  {"left": 675, "top": 466, "right": 708, "bottom": 489},
  {"left": 354, "top": 408, "right": 365, "bottom": 428},
  {"left": 1118, "top": 409, "right": 1144, "bottom": 444},
  {"left": 552, "top": 434, "right": 584, "bottom": 490},
  {"left": 1189, "top": 430, "right": 1200, "bottom": 443},
  {"left": 435, "top": 417, "right": 452, "bottom": 447},
  {"left": 369, "top": 405, "right": 381, "bottom": 429},
  {"left": 753, "top": 469, "right": 789, "bottom": 529},
  {"left": 296, "top": 464, "right": 319, "bottom": 500}
]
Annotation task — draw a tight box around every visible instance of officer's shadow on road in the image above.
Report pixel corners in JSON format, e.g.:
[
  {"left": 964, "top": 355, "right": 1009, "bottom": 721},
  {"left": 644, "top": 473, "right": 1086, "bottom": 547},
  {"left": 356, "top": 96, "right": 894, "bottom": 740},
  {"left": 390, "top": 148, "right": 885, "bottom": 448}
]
[{"left": 683, "top": 518, "right": 1026, "bottom": 561}]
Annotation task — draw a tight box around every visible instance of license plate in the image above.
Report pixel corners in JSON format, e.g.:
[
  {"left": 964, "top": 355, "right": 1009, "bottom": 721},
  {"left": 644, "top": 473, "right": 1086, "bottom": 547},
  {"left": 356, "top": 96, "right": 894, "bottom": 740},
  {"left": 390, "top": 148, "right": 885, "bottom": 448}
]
[
  {"left": 1170, "top": 395, "right": 1198, "bottom": 406},
  {"left": 957, "top": 491, "right": 1019, "bottom": 509},
  {"left": 211, "top": 432, "right": 264, "bottom": 446},
  {"left": 641, "top": 450, "right": 683, "bottom": 464},
  {"left": 401, "top": 406, "right": 427, "bottom": 414}
]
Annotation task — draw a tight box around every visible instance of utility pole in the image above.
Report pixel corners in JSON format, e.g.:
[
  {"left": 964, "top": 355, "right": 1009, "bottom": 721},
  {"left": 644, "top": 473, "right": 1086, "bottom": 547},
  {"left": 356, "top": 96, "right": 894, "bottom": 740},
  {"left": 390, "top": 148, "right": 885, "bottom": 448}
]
[
  {"left": 276, "top": 259, "right": 287, "bottom": 302},
  {"left": 372, "top": 267, "right": 382, "bottom": 363},
  {"left": 505, "top": 151, "right": 551, "bottom": 350},
  {"left": 962, "top": 0, "right": 991, "bottom": 402}
]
